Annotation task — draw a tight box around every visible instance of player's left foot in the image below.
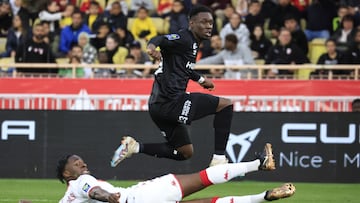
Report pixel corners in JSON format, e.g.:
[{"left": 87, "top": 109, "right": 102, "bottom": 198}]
[
  {"left": 257, "top": 143, "right": 276, "bottom": 171},
  {"left": 265, "top": 183, "right": 296, "bottom": 201},
  {"left": 110, "top": 136, "right": 139, "bottom": 167}
]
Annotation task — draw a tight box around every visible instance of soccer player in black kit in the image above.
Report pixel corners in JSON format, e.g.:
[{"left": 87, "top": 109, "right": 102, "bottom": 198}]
[{"left": 111, "top": 5, "right": 270, "bottom": 167}]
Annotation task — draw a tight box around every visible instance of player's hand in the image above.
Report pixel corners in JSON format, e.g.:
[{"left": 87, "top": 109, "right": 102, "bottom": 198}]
[
  {"left": 200, "top": 78, "right": 215, "bottom": 91},
  {"left": 107, "top": 192, "right": 120, "bottom": 203},
  {"left": 147, "top": 44, "right": 162, "bottom": 61}
]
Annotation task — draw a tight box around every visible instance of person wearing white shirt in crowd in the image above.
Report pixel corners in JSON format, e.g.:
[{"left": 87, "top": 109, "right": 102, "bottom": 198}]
[
  {"left": 220, "top": 12, "right": 250, "bottom": 47},
  {"left": 197, "top": 33, "right": 255, "bottom": 79}
]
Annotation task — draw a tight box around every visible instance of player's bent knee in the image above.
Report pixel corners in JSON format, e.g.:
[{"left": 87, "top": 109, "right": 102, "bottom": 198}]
[
  {"left": 177, "top": 144, "right": 194, "bottom": 159},
  {"left": 217, "top": 98, "right": 233, "bottom": 112}
]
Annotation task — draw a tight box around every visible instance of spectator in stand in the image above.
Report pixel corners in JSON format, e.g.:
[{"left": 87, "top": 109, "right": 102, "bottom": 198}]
[
  {"left": 115, "top": 26, "right": 135, "bottom": 48},
  {"left": 40, "top": 20, "right": 61, "bottom": 56},
  {"left": 250, "top": 25, "right": 273, "bottom": 60},
  {"left": 78, "top": 32, "right": 97, "bottom": 64},
  {"left": 221, "top": 4, "right": 235, "bottom": 29},
  {"left": 59, "top": 10, "right": 91, "bottom": 56},
  {"left": 333, "top": 5, "right": 350, "bottom": 32},
  {"left": 0, "top": 1, "right": 12, "bottom": 37},
  {"left": 131, "top": 6, "right": 157, "bottom": 41},
  {"left": 105, "top": 0, "right": 128, "bottom": 16},
  {"left": 59, "top": 4, "right": 75, "bottom": 28},
  {"left": 15, "top": 23, "right": 57, "bottom": 75},
  {"left": 291, "top": 0, "right": 310, "bottom": 14},
  {"left": 0, "top": 14, "right": 30, "bottom": 58},
  {"left": 235, "top": 0, "right": 248, "bottom": 17},
  {"left": 55, "top": 0, "right": 76, "bottom": 11},
  {"left": 38, "top": 1, "right": 72, "bottom": 38},
  {"left": 265, "top": 28, "right": 309, "bottom": 77},
  {"left": 352, "top": 98, "right": 360, "bottom": 112},
  {"left": 331, "top": 14, "right": 357, "bottom": 52},
  {"left": 84, "top": 1, "right": 105, "bottom": 33},
  {"left": 284, "top": 14, "right": 308, "bottom": 55},
  {"left": 155, "top": 0, "right": 173, "bottom": 18},
  {"left": 168, "top": 0, "right": 188, "bottom": 33},
  {"left": 128, "top": 40, "right": 152, "bottom": 77},
  {"left": 197, "top": 33, "right": 255, "bottom": 79},
  {"left": 244, "top": 0, "right": 265, "bottom": 33},
  {"left": 90, "top": 21, "right": 110, "bottom": 50},
  {"left": 58, "top": 45, "right": 86, "bottom": 78},
  {"left": 98, "top": 33, "right": 128, "bottom": 74},
  {"left": 304, "top": 0, "right": 337, "bottom": 41},
  {"left": 10, "top": 0, "right": 30, "bottom": 28},
  {"left": 80, "top": 0, "right": 103, "bottom": 14},
  {"left": 129, "top": 0, "right": 155, "bottom": 17},
  {"left": 94, "top": 49, "right": 111, "bottom": 77},
  {"left": 311, "top": 39, "right": 347, "bottom": 77},
  {"left": 206, "top": 34, "right": 224, "bottom": 77},
  {"left": 220, "top": 12, "right": 250, "bottom": 46},
  {"left": 200, "top": 0, "right": 232, "bottom": 21},
  {"left": 104, "top": 1, "right": 127, "bottom": 32},
  {"left": 268, "top": 0, "right": 301, "bottom": 38},
  {"left": 345, "top": 28, "right": 360, "bottom": 64},
  {"left": 260, "top": 0, "right": 276, "bottom": 19}
]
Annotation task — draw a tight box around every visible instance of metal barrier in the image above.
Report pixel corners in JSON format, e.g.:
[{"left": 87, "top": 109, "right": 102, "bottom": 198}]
[{"left": 0, "top": 93, "right": 356, "bottom": 112}]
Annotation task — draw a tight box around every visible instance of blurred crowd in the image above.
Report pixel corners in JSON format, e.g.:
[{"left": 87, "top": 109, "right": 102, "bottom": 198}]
[{"left": 0, "top": 0, "right": 359, "bottom": 78}]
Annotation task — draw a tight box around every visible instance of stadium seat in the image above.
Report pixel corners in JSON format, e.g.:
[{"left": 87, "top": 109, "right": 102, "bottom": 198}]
[
  {"left": 0, "top": 37, "right": 6, "bottom": 54},
  {"left": 308, "top": 38, "right": 326, "bottom": 64},
  {"left": 56, "top": 58, "right": 69, "bottom": 64},
  {"left": 0, "top": 57, "right": 14, "bottom": 72}
]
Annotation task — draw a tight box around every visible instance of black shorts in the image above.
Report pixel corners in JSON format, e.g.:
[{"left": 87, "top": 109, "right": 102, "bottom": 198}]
[{"left": 149, "top": 92, "right": 219, "bottom": 148}]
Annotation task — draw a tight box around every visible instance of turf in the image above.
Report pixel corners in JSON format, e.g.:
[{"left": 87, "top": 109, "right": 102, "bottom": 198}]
[{"left": 0, "top": 179, "right": 358, "bottom": 202}]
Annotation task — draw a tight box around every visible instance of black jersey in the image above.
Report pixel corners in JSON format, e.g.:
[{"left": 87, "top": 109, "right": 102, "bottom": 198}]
[{"left": 149, "top": 29, "right": 203, "bottom": 104}]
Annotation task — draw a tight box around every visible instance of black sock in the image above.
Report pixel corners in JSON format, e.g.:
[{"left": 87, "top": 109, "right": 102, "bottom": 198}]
[
  {"left": 213, "top": 105, "right": 233, "bottom": 154},
  {"left": 139, "top": 143, "right": 187, "bottom": 160}
]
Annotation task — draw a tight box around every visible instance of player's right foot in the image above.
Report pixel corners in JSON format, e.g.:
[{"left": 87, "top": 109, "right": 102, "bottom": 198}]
[
  {"left": 265, "top": 183, "right": 296, "bottom": 201},
  {"left": 110, "top": 136, "right": 139, "bottom": 167},
  {"left": 257, "top": 143, "right": 276, "bottom": 170}
]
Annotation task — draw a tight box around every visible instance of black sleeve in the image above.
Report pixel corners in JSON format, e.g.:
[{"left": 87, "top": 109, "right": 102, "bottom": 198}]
[
  {"left": 15, "top": 43, "right": 24, "bottom": 63},
  {"left": 317, "top": 54, "right": 326, "bottom": 64}
]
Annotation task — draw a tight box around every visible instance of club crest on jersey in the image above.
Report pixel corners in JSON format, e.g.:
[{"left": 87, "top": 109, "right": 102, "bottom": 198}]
[
  {"left": 165, "top": 34, "right": 180, "bottom": 40},
  {"left": 82, "top": 183, "right": 91, "bottom": 192}
]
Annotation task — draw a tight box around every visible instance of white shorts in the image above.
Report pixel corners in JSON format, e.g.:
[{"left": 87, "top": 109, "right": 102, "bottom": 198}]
[{"left": 126, "top": 174, "right": 183, "bottom": 203}]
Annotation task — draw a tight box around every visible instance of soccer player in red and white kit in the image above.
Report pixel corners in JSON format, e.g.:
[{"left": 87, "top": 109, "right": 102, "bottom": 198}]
[{"left": 57, "top": 144, "right": 296, "bottom": 203}]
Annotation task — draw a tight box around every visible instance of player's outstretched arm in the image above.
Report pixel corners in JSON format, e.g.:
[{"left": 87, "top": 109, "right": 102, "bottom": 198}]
[{"left": 89, "top": 187, "right": 120, "bottom": 203}]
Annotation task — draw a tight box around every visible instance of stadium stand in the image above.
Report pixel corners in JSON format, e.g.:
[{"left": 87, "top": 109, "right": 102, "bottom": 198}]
[{"left": 308, "top": 38, "right": 327, "bottom": 64}]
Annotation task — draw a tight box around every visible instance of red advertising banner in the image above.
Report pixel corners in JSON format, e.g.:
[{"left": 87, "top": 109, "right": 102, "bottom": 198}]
[{"left": 0, "top": 78, "right": 359, "bottom": 111}]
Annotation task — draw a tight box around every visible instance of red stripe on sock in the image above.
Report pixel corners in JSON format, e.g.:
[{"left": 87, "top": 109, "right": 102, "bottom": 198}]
[
  {"left": 199, "top": 170, "right": 213, "bottom": 186},
  {"left": 211, "top": 197, "right": 219, "bottom": 203}
]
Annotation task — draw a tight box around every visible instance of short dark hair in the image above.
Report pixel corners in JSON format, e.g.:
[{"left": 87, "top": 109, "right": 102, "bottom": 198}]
[
  {"left": 352, "top": 98, "right": 360, "bottom": 107},
  {"left": 56, "top": 154, "right": 72, "bottom": 183},
  {"left": 188, "top": 5, "right": 212, "bottom": 19},
  {"left": 225, "top": 33, "right": 238, "bottom": 44},
  {"left": 90, "top": 1, "right": 100, "bottom": 7}
]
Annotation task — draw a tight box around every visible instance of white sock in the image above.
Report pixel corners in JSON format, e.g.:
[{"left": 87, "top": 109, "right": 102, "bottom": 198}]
[
  {"left": 214, "top": 192, "right": 266, "bottom": 203},
  {"left": 200, "top": 160, "right": 260, "bottom": 185}
]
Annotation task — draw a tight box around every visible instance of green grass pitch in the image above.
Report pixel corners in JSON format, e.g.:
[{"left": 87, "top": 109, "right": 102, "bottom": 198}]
[{"left": 0, "top": 179, "right": 359, "bottom": 202}]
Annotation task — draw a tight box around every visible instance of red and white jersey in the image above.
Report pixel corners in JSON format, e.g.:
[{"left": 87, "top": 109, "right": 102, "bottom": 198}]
[{"left": 59, "top": 174, "right": 129, "bottom": 203}]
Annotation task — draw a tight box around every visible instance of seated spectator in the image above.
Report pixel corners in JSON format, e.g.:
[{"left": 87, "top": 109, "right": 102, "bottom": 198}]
[
  {"left": 268, "top": 0, "right": 301, "bottom": 38},
  {"left": 15, "top": 23, "right": 57, "bottom": 75},
  {"left": 197, "top": 33, "right": 255, "bottom": 79},
  {"left": 210, "top": 34, "right": 223, "bottom": 55},
  {"left": 250, "top": 25, "right": 273, "bottom": 60},
  {"left": 10, "top": 0, "right": 30, "bottom": 28},
  {"left": 105, "top": 0, "right": 128, "bottom": 16},
  {"left": 124, "top": 54, "right": 136, "bottom": 76},
  {"left": 80, "top": 0, "right": 103, "bottom": 14},
  {"left": 94, "top": 50, "right": 111, "bottom": 77},
  {"left": 60, "top": 4, "right": 75, "bottom": 28},
  {"left": 333, "top": 5, "right": 350, "bottom": 32},
  {"left": 265, "top": 28, "right": 309, "bottom": 77},
  {"left": 352, "top": 98, "right": 360, "bottom": 112},
  {"left": 90, "top": 21, "right": 111, "bottom": 50},
  {"left": 304, "top": 0, "right": 336, "bottom": 41},
  {"left": 284, "top": 14, "right": 308, "bottom": 55},
  {"left": 0, "top": 1, "right": 12, "bottom": 37},
  {"left": 41, "top": 21, "right": 61, "bottom": 56},
  {"left": 220, "top": 12, "right": 250, "bottom": 46},
  {"left": 55, "top": 0, "right": 74, "bottom": 12},
  {"left": 59, "top": 10, "right": 91, "bottom": 56},
  {"left": 104, "top": 1, "right": 127, "bottom": 32},
  {"left": 129, "top": 0, "right": 155, "bottom": 17},
  {"left": 58, "top": 55, "right": 86, "bottom": 78},
  {"left": 221, "top": 4, "right": 235, "bottom": 28},
  {"left": 38, "top": 1, "right": 68, "bottom": 36},
  {"left": 115, "top": 26, "right": 135, "bottom": 48},
  {"left": 128, "top": 40, "right": 152, "bottom": 77},
  {"left": 78, "top": 32, "right": 97, "bottom": 64},
  {"left": 311, "top": 39, "right": 347, "bottom": 77},
  {"left": 344, "top": 28, "right": 360, "bottom": 64},
  {"left": 291, "top": 0, "right": 310, "bottom": 13},
  {"left": 84, "top": 1, "right": 105, "bottom": 33},
  {"left": 131, "top": 6, "right": 157, "bottom": 41},
  {"left": 331, "top": 14, "right": 357, "bottom": 52},
  {"left": 98, "top": 33, "right": 128, "bottom": 74},
  {"left": 155, "top": 0, "right": 173, "bottom": 18},
  {"left": 168, "top": 0, "right": 188, "bottom": 33},
  {"left": 201, "top": 0, "right": 232, "bottom": 21},
  {"left": 244, "top": 0, "right": 265, "bottom": 33},
  {"left": 1, "top": 14, "right": 30, "bottom": 58}
]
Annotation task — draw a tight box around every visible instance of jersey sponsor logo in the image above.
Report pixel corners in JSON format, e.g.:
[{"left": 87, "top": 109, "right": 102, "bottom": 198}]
[
  {"left": 165, "top": 34, "right": 180, "bottom": 40},
  {"left": 82, "top": 183, "right": 91, "bottom": 192}
]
